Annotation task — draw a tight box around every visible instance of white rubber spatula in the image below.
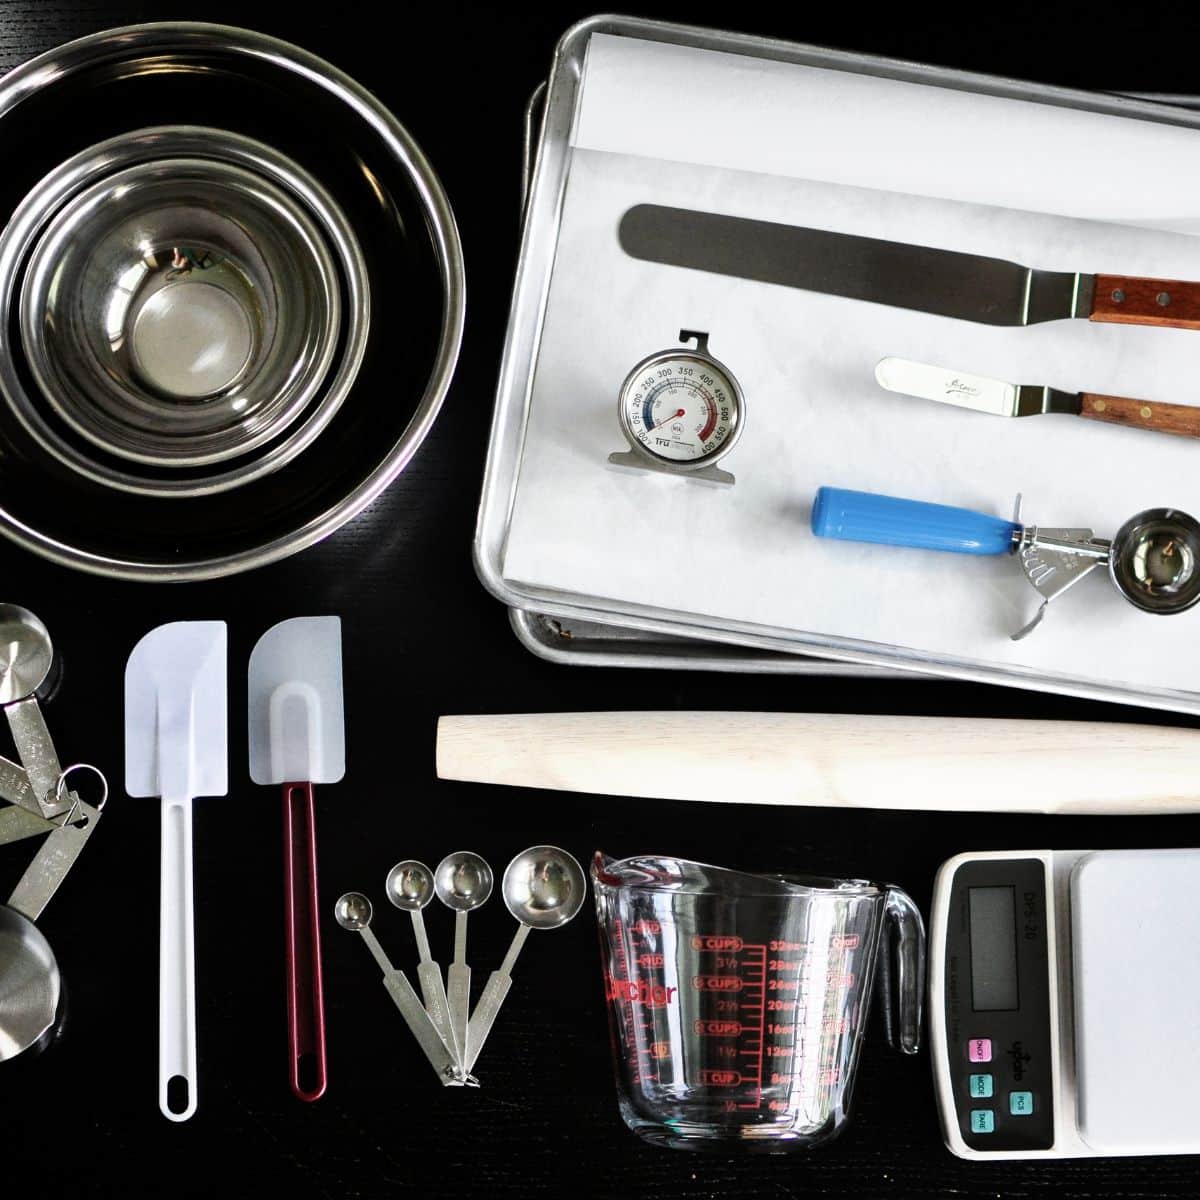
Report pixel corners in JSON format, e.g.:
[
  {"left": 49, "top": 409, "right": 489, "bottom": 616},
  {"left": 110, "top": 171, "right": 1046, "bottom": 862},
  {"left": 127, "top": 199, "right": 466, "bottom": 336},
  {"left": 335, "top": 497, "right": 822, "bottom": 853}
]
[
  {"left": 125, "top": 621, "right": 228, "bottom": 1123},
  {"left": 248, "top": 616, "right": 344, "bottom": 1103}
]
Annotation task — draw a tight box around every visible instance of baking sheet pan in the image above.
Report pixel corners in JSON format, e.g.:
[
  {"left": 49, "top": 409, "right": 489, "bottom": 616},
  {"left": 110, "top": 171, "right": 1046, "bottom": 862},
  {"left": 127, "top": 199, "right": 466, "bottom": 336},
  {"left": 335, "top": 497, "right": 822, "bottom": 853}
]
[{"left": 478, "top": 15, "right": 1200, "bottom": 711}]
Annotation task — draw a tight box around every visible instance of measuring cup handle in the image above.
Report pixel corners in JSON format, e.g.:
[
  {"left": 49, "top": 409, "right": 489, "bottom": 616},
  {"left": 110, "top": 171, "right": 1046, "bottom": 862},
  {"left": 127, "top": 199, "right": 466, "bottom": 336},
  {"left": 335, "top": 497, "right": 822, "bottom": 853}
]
[
  {"left": 812, "top": 488, "right": 1020, "bottom": 555},
  {"left": 876, "top": 885, "right": 926, "bottom": 1056}
]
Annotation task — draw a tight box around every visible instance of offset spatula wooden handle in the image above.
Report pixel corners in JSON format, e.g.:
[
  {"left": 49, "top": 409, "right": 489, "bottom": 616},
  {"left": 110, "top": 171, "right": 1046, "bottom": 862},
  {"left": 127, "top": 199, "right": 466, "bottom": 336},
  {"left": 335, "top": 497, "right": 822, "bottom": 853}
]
[
  {"left": 1078, "top": 392, "right": 1200, "bottom": 438},
  {"left": 1091, "top": 274, "right": 1200, "bottom": 330}
]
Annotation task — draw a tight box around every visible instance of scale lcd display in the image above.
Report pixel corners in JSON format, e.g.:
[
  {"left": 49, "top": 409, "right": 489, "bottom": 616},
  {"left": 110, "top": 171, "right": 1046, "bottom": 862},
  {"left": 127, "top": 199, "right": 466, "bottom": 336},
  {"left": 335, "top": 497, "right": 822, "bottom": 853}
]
[{"left": 968, "top": 885, "right": 1019, "bottom": 1011}]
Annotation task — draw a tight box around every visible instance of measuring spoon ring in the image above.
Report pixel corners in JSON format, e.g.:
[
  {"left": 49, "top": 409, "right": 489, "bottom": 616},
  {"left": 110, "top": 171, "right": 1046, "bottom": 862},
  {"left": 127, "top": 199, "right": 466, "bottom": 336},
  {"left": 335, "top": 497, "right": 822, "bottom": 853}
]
[{"left": 464, "top": 846, "right": 585, "bottom": 1074}]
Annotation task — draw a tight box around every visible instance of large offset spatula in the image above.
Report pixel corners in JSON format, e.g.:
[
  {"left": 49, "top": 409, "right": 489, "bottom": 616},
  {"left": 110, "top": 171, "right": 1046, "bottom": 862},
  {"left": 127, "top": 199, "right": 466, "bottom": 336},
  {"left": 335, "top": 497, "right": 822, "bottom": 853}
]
[
  {"left": 619, "top": 204, "right": 1200, "bottom": 330},
  {"left": 125, "top": 621, "right": 228, "bottom": 1122},
  {"left": 249, "top": 617, "right": 344, "bottom": 1103}
]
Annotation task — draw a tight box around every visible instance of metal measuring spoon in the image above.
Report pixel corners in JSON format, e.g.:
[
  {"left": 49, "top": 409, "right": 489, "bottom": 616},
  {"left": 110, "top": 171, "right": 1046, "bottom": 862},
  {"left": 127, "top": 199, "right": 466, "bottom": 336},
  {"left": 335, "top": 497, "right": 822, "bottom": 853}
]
[
  {"left": 384, "top": 861, "right": 458, "bottom": 1065},
  {"left": 333, "top": 893, "right": 471, "bottom": 1086},
  {"left": 464, "top": 846, "right": 585, "bottom": 1074},
  {"left": 434, "top": 851, "right": 493, "bottom": 1075}
]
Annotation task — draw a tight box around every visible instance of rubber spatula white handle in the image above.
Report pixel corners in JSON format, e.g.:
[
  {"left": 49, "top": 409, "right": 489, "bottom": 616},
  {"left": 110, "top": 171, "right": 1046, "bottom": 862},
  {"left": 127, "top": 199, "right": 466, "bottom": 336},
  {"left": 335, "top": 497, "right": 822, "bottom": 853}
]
[{"left": 160, "top": 793, "right": 196, "bottom": 1121}]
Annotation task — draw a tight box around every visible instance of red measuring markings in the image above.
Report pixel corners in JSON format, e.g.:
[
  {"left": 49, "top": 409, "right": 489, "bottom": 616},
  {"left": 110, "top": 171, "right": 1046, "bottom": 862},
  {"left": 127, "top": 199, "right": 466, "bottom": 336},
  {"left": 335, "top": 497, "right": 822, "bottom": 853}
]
[
  {"left": 609, "top": 918, "right": 654, "bottom": 1089},
  {"left": 686, "top": 936, "right": 769, "bottom": 1111}
]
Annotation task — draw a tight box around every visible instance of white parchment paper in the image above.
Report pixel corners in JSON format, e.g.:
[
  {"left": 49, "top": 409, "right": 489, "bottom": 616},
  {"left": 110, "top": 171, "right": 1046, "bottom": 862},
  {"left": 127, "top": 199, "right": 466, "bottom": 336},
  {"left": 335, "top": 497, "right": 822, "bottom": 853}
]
[{"left": 501, "top": 34, "right": 1200, "bottom": 696}]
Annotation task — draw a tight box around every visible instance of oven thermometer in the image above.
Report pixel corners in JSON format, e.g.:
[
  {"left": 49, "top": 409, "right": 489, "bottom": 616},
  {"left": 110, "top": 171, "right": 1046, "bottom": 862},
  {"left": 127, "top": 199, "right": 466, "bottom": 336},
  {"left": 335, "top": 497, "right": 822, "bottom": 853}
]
[{"left": 608, "top": 330, "right": 745, "bottom": 484}]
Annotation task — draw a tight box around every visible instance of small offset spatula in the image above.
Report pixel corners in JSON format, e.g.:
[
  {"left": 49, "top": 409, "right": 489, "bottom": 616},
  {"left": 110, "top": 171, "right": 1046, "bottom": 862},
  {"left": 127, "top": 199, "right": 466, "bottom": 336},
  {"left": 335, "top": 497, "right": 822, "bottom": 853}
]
[
  {"left": 125, "top": 621, "right": 228, "bottom": 1123},
  {"left": 876, "top": 357, "right": 1200, "bottom": 440},
  {"left": 249, "top": 617, "right": 345, "bottom": 1103}
]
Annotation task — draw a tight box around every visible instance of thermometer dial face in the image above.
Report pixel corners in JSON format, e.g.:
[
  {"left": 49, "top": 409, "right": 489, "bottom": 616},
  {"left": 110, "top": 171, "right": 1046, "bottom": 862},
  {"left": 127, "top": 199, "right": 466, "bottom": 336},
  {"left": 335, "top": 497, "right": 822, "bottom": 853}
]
[{"left": 618, "top": 352, "right": 742, "bottom": 469}]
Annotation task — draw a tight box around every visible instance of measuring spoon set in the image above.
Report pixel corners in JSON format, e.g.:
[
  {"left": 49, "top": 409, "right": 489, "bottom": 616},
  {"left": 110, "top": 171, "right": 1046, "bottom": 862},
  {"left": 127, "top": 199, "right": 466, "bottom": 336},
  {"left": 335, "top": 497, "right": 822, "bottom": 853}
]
[
  {"left": 0, "top": 603, "right": 108, "bottom": 1066},
  {"left": 336, "top": 845, "right": 585, "bottom": 1085}
]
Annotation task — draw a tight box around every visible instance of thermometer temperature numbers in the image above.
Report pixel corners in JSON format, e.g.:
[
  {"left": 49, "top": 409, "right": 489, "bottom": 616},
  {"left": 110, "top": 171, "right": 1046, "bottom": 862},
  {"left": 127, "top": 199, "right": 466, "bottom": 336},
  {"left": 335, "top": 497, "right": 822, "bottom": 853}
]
[{"left": 610, "top": 330, "right": 745, "bottom": 484}]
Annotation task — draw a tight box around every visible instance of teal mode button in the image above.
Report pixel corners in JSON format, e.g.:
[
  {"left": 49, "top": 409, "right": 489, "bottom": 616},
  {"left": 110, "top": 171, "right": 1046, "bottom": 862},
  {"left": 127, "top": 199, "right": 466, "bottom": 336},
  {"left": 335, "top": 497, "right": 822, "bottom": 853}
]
[
  {"left": 968, "top": 1073, "right": 993, "bottom": 1099},
  {"left": 1009, "top": 1091, "right": 1034, "bottom": 1116},
  {"left": 970, "top": 1109, "right": 995, "bottom": 1134}
]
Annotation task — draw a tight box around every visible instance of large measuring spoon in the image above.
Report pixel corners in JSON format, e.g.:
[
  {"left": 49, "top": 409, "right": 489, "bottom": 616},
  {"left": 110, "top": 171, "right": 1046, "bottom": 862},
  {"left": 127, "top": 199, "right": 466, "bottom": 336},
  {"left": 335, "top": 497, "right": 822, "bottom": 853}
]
[
  {"left": 434, "top": 851, "right": 493, "bottom": 1075},
  {"left": 333, "top": 892, "right": 469, "bottom": 1086},
  {"left": 464, "top": 846, "right": 585, "bottom": 1074},
  {"left": 384, "top": 860, "right": 458, "bottom": 1064}
]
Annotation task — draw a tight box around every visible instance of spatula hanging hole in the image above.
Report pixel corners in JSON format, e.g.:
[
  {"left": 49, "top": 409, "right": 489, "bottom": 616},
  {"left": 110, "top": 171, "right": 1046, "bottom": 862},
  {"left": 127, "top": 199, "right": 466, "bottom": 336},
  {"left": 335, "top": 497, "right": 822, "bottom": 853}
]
[
  {"left": 166, "top": 1074, "right": 190, "bottom": 1115},
  {"left": 296, "top": 1053, "right": 319, "bottom": 1096}
]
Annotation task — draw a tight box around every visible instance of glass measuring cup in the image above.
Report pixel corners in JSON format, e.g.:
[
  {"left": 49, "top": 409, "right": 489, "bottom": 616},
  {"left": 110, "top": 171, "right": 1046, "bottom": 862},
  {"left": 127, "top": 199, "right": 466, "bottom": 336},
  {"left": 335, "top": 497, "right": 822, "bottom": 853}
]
[{"left": 592, "top": 853, "right": 925, "bottom": 1151}]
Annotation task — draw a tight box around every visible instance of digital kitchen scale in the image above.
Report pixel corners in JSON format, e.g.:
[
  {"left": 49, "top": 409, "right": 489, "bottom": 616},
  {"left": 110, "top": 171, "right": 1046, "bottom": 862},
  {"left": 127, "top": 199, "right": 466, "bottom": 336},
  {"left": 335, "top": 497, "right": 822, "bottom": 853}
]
[{"left": 930, "top": 847, "right": 1200, "bottom": 1160}]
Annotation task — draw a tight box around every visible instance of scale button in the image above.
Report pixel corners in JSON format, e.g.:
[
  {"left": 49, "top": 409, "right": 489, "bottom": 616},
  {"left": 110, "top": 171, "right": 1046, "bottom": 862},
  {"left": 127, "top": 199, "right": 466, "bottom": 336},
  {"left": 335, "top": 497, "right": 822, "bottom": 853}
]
[
  {"left": 967, "top": 1038, "right": 992, "bottom": 1063},
  {"left": 1009, "top": 1091, "right": 1035, "bottom": 1116},
  {"left": 970, "top": 1109, "right": 995, "bottom": 1134},
  {"left": 968, "top": 1073, "right": 993, "bottom": 1099}
]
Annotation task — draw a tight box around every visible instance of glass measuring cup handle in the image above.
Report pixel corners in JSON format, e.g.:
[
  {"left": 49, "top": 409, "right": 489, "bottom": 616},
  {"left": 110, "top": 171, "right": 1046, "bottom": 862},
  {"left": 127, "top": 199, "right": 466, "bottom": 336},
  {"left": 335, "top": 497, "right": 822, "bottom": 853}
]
[{"left": 874, "top": 885, "right": 926, "bottom": 1056}]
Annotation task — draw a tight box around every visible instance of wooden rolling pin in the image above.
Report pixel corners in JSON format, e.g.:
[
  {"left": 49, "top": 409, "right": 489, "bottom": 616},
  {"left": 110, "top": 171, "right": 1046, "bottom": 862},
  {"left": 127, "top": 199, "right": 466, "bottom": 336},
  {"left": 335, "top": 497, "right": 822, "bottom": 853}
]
[{"left": 436, "top": 712, "right": 1200, "bottom": 814}]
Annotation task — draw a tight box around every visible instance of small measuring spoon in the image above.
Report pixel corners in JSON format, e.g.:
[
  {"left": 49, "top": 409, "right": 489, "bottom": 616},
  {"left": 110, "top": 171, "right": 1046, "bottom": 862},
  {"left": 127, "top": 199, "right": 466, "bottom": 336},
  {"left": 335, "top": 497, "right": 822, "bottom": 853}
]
[
  {"left": 464, "top": 846, "right": 585, "bottom": 1074},
  {"left": 434, "top": 851, "right": 493, "bottom": 1075},
  {"left": 384, "top": 860, "right": 458, "bottom": 1064},
  {"left": 333, "top": 892, "right": 470, "bottom": 1086}
]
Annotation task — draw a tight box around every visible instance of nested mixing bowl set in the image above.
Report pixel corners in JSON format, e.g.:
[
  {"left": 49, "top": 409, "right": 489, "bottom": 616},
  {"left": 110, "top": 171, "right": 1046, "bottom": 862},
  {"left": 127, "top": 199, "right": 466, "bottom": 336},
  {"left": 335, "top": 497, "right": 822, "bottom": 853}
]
[{"left": 0, "top": 23, "right": 463, "bottom": 579}]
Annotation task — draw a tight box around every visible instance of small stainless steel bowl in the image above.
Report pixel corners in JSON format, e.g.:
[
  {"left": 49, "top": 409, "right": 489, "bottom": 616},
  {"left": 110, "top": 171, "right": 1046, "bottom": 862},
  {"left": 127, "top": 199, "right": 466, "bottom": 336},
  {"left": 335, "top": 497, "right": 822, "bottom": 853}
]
[
  {"left": 21, "top": 156, "right": 341, "bottom": 469},
  {"left": 0, "top": 125, "right": 371, "bottom": 496}
]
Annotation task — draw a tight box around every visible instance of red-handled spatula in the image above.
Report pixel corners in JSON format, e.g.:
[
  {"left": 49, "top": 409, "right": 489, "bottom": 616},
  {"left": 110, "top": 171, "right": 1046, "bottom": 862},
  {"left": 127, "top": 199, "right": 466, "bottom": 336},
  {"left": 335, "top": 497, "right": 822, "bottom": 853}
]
[{"left": 248, "top": 616, "right": 344, "bottom": 1102}]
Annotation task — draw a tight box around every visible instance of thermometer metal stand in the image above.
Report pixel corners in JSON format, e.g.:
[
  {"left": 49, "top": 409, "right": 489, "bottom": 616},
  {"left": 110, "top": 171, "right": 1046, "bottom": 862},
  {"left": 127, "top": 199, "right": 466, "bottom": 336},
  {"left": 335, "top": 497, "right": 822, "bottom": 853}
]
[{"left": 609, "top": 330, "right": 744, "bottom": 485}]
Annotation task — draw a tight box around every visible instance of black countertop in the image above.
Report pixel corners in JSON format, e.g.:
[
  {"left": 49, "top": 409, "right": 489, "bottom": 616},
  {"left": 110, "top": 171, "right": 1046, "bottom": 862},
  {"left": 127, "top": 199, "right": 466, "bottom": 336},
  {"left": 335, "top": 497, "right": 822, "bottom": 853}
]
[{"left": 1, "top": 2, "right": 1198, "bottom": 1196}]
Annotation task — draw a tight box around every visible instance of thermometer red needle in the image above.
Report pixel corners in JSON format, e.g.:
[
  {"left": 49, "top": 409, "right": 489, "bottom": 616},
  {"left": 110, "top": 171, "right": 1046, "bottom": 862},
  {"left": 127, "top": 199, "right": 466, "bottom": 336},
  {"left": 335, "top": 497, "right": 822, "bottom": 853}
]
[{"left": 651, "top": 408, "right": 686, "bottom": 430}]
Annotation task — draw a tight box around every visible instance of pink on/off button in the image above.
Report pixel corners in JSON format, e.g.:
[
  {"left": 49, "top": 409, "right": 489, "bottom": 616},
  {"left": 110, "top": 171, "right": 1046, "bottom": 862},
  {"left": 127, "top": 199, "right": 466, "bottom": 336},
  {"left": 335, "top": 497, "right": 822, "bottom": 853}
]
[{"left": 968, "top": 1038, "right": 992, "bottom": 1063}]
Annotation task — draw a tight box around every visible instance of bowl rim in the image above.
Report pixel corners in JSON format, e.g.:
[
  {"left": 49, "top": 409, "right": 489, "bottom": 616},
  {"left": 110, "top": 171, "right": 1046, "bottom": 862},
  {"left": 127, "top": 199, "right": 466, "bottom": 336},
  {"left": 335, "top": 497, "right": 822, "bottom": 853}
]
[{"left": 0, "top": 21, "right": 465, "bottom": 580}]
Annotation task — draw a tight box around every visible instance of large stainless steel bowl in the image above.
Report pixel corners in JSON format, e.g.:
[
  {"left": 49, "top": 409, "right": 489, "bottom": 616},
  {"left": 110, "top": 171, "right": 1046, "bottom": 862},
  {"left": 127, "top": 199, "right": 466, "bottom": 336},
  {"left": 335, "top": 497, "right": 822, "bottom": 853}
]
[{"left": 0, "top": 23, "right": 464, "bottom": 580}]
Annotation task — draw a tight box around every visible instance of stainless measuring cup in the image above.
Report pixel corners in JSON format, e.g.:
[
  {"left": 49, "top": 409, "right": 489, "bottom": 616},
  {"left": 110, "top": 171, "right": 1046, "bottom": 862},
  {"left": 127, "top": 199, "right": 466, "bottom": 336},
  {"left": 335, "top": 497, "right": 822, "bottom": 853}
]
[{"left": 592, "top": 853, "right": 924, "bottom": 1152}]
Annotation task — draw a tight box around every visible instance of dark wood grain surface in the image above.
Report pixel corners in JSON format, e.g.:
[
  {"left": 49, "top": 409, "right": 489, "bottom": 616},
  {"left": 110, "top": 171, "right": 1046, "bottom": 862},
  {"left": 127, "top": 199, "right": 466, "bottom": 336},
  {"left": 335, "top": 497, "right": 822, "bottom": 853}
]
[
  {"left": 1092, "top": 273, "right": 1200, "bottom": 329},
  {"left": 1, "top": 1, "right": 1199, "bottom": 1196},
  {"left": 1078, "top": 392, "right": 1200, "bottom": 437}
]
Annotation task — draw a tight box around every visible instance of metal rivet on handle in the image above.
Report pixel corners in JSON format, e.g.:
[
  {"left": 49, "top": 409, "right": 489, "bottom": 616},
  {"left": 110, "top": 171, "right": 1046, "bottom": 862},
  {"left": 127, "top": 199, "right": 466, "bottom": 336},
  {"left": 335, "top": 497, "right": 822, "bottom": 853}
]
[
  {"left": 1092, "top": 399, "right": 1107, "bottom": 413},
  {"left": 1112, "top": 289, "right": 1125, "bottom": 303},
  {"left": 1141, "top": 406, "right": 1153, "bottom": 419},
  {"left": 1158, "top": 292, "right": 1171, "bottom": 306}
]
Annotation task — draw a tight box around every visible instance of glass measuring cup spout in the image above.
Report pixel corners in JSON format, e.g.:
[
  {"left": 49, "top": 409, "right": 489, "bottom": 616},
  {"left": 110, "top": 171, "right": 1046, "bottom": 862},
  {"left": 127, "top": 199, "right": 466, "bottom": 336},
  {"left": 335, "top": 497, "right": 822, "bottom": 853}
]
[{"left": 592, "top": 852, "right": 926, "bottom": 1151}]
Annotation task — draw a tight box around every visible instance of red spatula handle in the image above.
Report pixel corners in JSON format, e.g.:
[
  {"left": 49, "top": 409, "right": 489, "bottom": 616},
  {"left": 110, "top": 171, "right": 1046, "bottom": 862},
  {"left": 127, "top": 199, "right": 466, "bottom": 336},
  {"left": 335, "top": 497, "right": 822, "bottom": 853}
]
[
  {"left": 283, "top": 781, "right": 327, "bottom": 1101},
  {"left": 1090, "top": 274, "right": 1200, "bottom": 330}
]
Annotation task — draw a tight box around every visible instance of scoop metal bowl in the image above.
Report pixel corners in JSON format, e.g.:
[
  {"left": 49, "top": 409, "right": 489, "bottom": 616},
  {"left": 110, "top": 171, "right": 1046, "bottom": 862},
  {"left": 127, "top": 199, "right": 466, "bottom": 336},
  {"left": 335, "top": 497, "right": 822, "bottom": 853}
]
[
  {"left": 1109, "top": 507, "right": 1200, "bottom": 615},
  {"left": 20, "top": 153, "right": 343, "bottom": 477}
]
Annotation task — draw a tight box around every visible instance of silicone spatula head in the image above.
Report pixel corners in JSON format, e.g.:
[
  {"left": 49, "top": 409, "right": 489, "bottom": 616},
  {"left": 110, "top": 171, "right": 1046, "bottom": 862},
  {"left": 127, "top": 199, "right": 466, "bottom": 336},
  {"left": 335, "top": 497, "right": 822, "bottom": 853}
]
[
  {"left": 248, "top": 616, "right": 344, "bottom": 786},
  {"left": 125, "top": 621, "right": 228, "bottom": 801}
]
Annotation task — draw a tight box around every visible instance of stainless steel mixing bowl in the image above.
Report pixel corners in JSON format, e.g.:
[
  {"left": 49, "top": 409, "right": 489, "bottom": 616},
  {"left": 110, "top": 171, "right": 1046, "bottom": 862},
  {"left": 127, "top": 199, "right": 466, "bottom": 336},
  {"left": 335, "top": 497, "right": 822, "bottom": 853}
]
[
  {"left": 0, "top": 24, "right": 463, "bottom": 579},
  {"left": 0, "top": 124, "right": 370, "bottom": 496},
  {"left": 21, "top": 155, "right": 342, "bottom": 475}
]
